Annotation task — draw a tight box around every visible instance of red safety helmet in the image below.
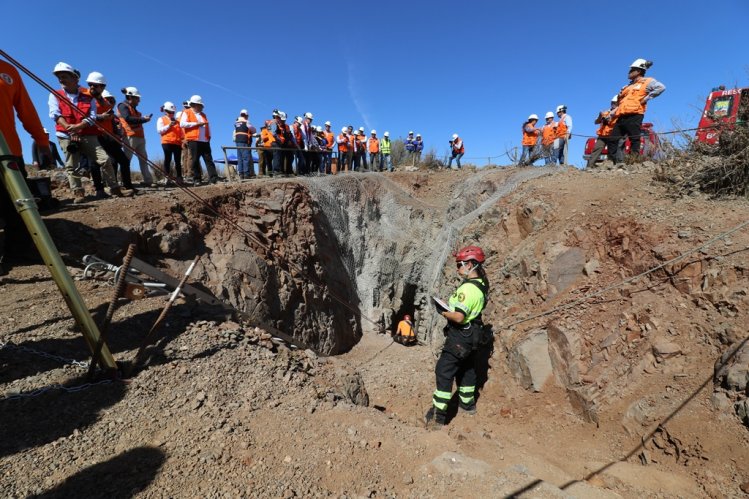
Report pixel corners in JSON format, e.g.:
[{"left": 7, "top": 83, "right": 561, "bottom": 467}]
[
  {"left": 454, "top": 245, "right": 485, "bottom": 264},
  {"left": 404, "top": 314, "right": 412, "bottom": 322}
]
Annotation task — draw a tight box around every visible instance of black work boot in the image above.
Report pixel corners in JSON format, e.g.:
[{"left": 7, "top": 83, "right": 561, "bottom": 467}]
[{"left": 424, "top": 407, "right": 446, "bottom": 430}]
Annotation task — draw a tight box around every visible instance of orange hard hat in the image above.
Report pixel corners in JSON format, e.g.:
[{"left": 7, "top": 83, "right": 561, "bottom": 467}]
[{"left": 454, "top": 245, "right": 485, "bottom": 263}]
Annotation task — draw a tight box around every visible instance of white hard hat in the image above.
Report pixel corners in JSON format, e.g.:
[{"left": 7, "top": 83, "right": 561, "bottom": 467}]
[
  {"left": 124, "top": 87, "right": 141, "bottom": 98},
  {"left": 53, "top": 62, "right": 77, "bottom": 75},
  {"left": 85, "top": 71, "right": 106, "bottom": 85},
  {"left": 371, "top": 129, "right": 377, "bottom": 134},
  {"left": 358, "top": 126, "right": 365, "bottom": 132},
  {"left": 384, "top": 131, "right": 389, "bottom": 137},
  {"left": 630, "top": 58, "right": 652, "bottom": 71},
  {"left": 240, "top": 109, "right": 248, "bottom": 115},
  {"left": 556, "top": 105, "right": 566, "bottom": 113},
  {"left": 416, "top": 133, "right": 421, "bottom": 137},
  {"left": 324, "top": 120, "right": 331, "bottom": 126},
  {"left": 452, "top": 133, "right": 459, "bottom": 139},
  {"left": 163, "top": 101, "right": 176, "bottom": 112},
  {"left": 101, "top": 89, "right": 114, "bottom": 99},
  {"left": 544, "top": 111, "right": 554, "bottom": 119},
  {"left": 408, "top": 130, "right": 414, "bottom": 135},
  {"left": 341, "top": 126, "right": 348, "bottom": 133},
  {"left": 304, "top": 112, "right": 313, "bottom": 119},
  {"left": 315, "top": 125, "right": 323, "bottom": 132},
  {"left": 278, "top": 111, "right": 287, "bottom": 120},
  {"left": 611, "top": 95, "right": 618, "bottom": 102},
  {"left": 295, "top": 116, "right": 303, "bottom": 124},
  {"left": 528, "top": 114, "right": 539, "bottom": 120},
  {"left": 189, "top": 94, "right": 203, "bottom": 105}
]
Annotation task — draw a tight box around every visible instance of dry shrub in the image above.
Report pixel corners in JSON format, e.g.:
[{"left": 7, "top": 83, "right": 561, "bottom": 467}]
[{"left": 655, "top": 124, "right": 749, "bottom": 198}]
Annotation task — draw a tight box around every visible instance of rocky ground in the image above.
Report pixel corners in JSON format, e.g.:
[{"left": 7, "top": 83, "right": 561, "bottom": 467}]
[{"left": 1, "top": 164, "right": 748, "bottom": 498}]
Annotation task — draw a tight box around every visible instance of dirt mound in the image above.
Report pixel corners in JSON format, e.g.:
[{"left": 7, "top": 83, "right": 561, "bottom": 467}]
[{"left": 2, "top": 167, "right": 749, "bottom": 497}]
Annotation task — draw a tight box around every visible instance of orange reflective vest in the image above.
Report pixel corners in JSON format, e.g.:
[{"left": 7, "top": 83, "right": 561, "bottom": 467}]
[
  {"left": 452, "top": 139, "right": 464, "bottom": 154},
  {"left": 357, "top": 135, "right": 366, "bottom": 152},
  {"left": 555, "top": 116, "right": 568, "bottom": 139},
  {"left": 158, "top": 115, "right": 183, "bottom": 145},
  {"left": 617, "top": 77, "right": 653, "bottom": 116},
  {"left": 596, "top": 110, "right": 617, "bottom": 138},
  {"left": 324, "top": 131, "right": 335, "bottom": 150},
  {"left": 274, "top": 121, "right": 290, "bottom": 145},
  {"left": 337, "top": 133, "right": 349, "bottom": 152},
  {"left": 292, "top": 122, "right": 303, "bottom": 148},
  {"left": 118, "top": 102, "right": 145, "bottom": 138},
  {"left": 91, "top": 93, "right": 115, "bottom": 135},
  {"left": 260, "top": 127, "right": 273, "bottom": 147},
  {"left": 367, "top": 137, "right": 380, "bottom": 153},
  {"left": 541, "top": 123, "right": 556, "bottom": 146},
  {"left": 182, "top": 108, "right": 210, "bottom": 141},
  {"left": 521, "top": 122, "right": 540, "bottom": 146},
  {"left": 349, "top": 135, "right": 358, "bottom": 152},
  {"left": 396, "top": 320, "right": 414, "bottom": 338}
]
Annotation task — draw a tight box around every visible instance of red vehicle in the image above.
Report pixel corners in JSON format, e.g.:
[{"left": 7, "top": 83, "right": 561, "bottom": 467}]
[
  {"left": 695, "top": 86, "right": 749, "bottom": 145},
  {"left": 583, "top": 122, "right": 660, "bottom": 163}
]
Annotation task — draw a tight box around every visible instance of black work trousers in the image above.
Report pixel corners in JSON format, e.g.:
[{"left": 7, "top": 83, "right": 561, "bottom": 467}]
[
  {"left": 188, "top": 141, "right": 218, "bottom": 181},
  {"left": 162, "top": 143, "right": 183, "bottom": 178},
  {"left": 98, "top": 135, "right": 133, "bottom": 188},
  {"left": 608, "top": 114, "right": 644, "bottom": 162},
  {"left": 433, "top": 326, "right": 478, "bottom": 423}
]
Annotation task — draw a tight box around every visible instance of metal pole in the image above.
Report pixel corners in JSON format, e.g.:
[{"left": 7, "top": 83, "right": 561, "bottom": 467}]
[{"left": 0, "top": 132, "right": 117, "bottom": 371}]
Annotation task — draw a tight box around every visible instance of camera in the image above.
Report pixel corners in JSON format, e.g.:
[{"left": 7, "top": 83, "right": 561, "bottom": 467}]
[{"left": 66, "top": 141, "right": 80, "bottom": 154}]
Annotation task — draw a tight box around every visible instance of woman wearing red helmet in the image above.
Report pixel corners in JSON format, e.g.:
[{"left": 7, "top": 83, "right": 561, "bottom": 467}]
[{"left": 426, "top": 245, "right": 490, "bottom": 428}]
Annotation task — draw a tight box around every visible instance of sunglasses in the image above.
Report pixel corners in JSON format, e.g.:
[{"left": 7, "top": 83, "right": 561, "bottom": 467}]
[
  {"left": 88, "top": 83, "right": 105, "bottom": 89},
  {"left": 456, "top": 261, "right": 470, "bottom": 269}
]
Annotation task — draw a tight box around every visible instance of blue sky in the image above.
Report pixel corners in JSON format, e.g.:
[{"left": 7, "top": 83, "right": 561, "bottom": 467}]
[{"left": 5, "top": 1, "right": 749, "bottom": 168}]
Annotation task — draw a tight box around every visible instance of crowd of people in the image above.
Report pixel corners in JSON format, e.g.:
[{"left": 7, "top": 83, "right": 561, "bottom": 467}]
[{"left": 519, "top": 58, "right": 665, "bottom": 168}]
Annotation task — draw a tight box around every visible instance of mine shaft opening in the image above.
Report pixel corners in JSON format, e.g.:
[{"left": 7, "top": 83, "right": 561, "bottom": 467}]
[{"left": 389, "top": 282, "right": 419, "bottom": 335}]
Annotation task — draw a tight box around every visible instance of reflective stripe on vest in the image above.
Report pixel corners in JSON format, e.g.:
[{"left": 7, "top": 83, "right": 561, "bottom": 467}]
[
  {"left": 324, "top": 131, "right": 335, "bottom": 150},
  {"left": 159, "top": 115, "right": 182, "bottom": 145},
  {"left": 618, "top": 77, "right": 653, "bottom": 116},
  {"left": 380, "top": 138, "right": 391, "bottom": 154},
  {"left": 448, "top": 278, "right": 487, "bottom": 324}
]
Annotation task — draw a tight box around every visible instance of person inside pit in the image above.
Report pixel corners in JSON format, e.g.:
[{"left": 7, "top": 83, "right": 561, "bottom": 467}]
[
  {"left": 393, "top": 314, "right": 416, "bottom": 345},
  {"left": 425, "top": 245, "right": 489, "bottom": 429}
]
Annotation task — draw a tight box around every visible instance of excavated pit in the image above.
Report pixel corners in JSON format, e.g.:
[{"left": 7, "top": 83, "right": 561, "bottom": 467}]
[{"left": 136, "top": 169, "right": 555, "bottom": 356}]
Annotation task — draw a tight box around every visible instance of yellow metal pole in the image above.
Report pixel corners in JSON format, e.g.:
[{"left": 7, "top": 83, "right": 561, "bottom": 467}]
[{"left": 0, "top": 132, "right": 117, "bottom": 372}]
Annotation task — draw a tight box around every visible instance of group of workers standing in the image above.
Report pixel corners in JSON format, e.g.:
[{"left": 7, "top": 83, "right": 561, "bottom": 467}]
[{"left": 519, "top": 58, "right": 665, "bottom": 168}]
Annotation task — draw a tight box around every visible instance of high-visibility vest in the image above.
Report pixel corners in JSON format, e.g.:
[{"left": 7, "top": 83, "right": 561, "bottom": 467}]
[
  {"left": 521, "top": 123, "right": 540, "bottom": 146},
  {"left": 158, "top": 115, "right": 182, "bottom": 145},
  {"left": 452, "top": 139, "right": 464, "bottom": 154},
  {"left": 349, "top": 135, "right": 358, "bottom": 152},
  {"left": 380, "top": 138, "right": 391, "bottom": 154},
  {"left": 555, "top": 116, "right": 568, "bottom": 139},
  {"left": 93, "top": 94, "right": 115, "bottom": 135},
  {"left": 274, "top": 121, "right": 290, "bottom": 145},
  {"left": 367, "top": 137, "right": 380, "bottom": 153},
  {"left": 182, "top": 108, "right": 210, "bottom": 141},
  {"left": 233, "top": 118, "right": 252, "bottom": 144},
  {"left": 596, "top": 110, "right": 617, "bottom": 138},
  {"left": 617, "top": 77, "right": 654, "bottom": 116},
  {"left": 54, "top": 88, "right": 98, "bottom": 136},
  {"left": 117, "top": 102, "right": 145, "bottom": 138},
  {"left": 541, "top": 123, "right": 556, "bottom": 146},
  {"left": 292, "top": 122, "right": 303, "bottom": 147},
  {"left": 261, "top": 127, "right": 273, "bottom": 147},
  {"left": 396, "top": 320, "right": 414, "bottom": 338},
  {"left": 324, "top": 131, "right": 335, "bottom": 150},
  {"left": 337, "top": 133, "right": 349, "bottom": 152}
]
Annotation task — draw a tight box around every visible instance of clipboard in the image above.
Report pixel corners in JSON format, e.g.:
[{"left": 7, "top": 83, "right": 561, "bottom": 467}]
[{"left": 432, "top": 296, "right": 453, "bottom": 313}]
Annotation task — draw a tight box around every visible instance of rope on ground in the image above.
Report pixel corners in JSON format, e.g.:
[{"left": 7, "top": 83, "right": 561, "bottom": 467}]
[{"left": 503, "top": 218, "right": 749, "bottom": 329}]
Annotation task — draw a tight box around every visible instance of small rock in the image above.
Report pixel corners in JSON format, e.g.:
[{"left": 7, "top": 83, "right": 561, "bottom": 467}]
[
  {"left": 283, "top": 455, "right": 292, "bottom": 464},
  {"left": 583, "top": 259, "right": 600, "bottom": 276},
  {"left": 403, "top": 474, "right": 414, "bottom": 485},
  {"left": 653, "top": 339, "right": 681, "bottom": 359}
]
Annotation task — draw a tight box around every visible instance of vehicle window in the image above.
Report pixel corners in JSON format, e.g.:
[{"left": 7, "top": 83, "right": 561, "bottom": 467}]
[{"left": 709, "top": 96, "right": 734, "bottom": 118}]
